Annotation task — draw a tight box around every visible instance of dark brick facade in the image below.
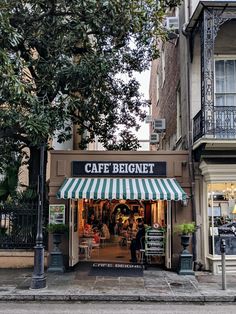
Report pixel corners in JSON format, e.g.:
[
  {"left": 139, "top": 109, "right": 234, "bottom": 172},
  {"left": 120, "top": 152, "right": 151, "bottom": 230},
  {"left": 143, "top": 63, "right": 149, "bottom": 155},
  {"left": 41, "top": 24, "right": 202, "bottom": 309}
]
[{"left": 150, "top": 38, "right": 180, "bottom": 150}]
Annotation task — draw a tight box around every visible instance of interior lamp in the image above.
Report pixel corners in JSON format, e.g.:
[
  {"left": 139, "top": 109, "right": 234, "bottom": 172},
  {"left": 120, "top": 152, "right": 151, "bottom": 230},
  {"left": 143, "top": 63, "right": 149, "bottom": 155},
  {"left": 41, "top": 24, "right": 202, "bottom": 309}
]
[
  {"left": 232, "top": 204, "right": 236, "bottom": 220},
  {"left": 119, "top": 199, "right": 126, "bottom": 204}
]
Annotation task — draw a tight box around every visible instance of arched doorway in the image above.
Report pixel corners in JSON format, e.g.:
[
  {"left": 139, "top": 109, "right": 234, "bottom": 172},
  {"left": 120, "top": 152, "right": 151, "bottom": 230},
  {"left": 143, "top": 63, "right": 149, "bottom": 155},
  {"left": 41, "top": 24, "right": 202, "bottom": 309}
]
[{"left": 113, "top": 203, "right": 131, "bottom": 217}]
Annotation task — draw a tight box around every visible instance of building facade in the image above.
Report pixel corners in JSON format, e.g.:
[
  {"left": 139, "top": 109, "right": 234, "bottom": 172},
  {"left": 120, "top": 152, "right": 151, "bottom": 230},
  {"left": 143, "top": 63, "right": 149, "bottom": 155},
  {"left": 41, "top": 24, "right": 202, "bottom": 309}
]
[
  {"left": 150, "top": 0, "right": 236, "bottom": 273},
  {"left": 49, "top": 150, "right": 191, "bottom": 270}
]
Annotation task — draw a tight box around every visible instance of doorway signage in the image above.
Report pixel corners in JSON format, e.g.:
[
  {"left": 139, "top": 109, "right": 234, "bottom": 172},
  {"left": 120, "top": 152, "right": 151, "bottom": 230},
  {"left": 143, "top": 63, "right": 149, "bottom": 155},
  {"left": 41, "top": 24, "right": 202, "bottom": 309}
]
[
  {"left": 49, "top": 204, "right": 65, "bottom": 224},
  {"left": 72, "top": 161, "right": 166, "bottom": 177}
]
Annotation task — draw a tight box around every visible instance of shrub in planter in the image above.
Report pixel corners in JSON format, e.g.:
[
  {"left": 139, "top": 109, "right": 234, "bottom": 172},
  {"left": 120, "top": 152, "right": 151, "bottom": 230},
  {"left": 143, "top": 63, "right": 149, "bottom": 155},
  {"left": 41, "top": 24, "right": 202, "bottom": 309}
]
[
  {"left": 47, "top": 223, "right": 68, "bottom": 235},
  {"left": 175, "top": 222, "right": 196, "bottom": 235},
  {"left": 47, "top": 224, "right": 69, "bottom": 272},
  {"left": 175, "top": 222, "right": 196, "bottom": 252}
]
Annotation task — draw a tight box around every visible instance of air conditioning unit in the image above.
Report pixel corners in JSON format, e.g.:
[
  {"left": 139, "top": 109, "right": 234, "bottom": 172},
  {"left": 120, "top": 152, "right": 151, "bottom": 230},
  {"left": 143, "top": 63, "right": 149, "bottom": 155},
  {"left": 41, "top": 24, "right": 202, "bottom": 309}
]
[
  {"left": 145, "top": 115, "right": 153, "bottom": 123},
  {"left": 165, "top": 17, "right": 179, "bottom": 31},
  {"left": 150, "top": 133, "right": 160, "bottom": 144},
  {"left": 153, "top": 119, "right": 166, "bottom": 132}
]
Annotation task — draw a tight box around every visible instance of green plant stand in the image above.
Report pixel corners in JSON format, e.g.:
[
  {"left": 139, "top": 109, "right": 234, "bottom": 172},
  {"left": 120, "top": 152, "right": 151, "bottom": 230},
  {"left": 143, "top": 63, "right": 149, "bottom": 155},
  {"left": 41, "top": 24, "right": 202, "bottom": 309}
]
[
  {"left": 178, "top": 234, "right": 194, "bottom": 275},
  {"left": 178, "top": 252, "right": 194, "bottom": 275},
  {"left": 47, "top": 233, "right": 65, "bottom": 273}
]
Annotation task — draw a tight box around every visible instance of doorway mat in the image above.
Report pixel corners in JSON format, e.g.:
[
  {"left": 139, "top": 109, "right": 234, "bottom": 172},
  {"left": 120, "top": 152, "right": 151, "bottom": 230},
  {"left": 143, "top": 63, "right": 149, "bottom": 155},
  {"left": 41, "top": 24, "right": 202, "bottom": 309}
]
[{"left": 89, "top": 263, "right": 143, "bottom": 277}]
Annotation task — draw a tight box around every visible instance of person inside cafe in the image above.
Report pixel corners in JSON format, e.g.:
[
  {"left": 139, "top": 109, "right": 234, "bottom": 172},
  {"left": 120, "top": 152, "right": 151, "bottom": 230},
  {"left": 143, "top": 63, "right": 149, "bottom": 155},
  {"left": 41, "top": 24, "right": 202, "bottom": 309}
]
[
  {"left": 128, "top": 212, "right": 135, "bottom": 227},
  {"left": 130, "top": 218, "right": 146, "bottom": 263},
  {"left": 114, "top": 217, "right": 123, "bottom": 236},
  {"left": 87, "top": 214, "right": 98, "bottom": 229},
  {"left": 126, "top": 217, "right": 137, "bottom": 240}
]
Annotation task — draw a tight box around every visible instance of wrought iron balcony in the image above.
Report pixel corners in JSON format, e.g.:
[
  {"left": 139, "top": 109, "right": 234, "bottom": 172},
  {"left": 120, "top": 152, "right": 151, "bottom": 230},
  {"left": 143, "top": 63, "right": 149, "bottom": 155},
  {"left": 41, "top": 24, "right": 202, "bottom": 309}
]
[{"left": 193, "top": 106, "right": 236, "bottom": 143}]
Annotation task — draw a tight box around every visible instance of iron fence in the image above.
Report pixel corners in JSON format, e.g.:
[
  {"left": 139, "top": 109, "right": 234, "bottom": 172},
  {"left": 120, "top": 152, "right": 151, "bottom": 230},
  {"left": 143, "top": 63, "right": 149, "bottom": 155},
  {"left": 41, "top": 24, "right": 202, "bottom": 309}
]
[{"left": 0, "top": 201, "right": 48, "bottom": 249}]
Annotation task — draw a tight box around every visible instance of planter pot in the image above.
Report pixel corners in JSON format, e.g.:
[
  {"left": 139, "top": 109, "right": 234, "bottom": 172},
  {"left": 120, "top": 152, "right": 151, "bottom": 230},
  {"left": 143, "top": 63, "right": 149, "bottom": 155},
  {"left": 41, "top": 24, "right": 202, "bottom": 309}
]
[
  {"left": 178, "top": 234, "right": 194, "bottom": 275},
  {"left": 47, "top": 232, "right": 65, "bottom": 273},
  {"left": 181, "top": 234, "right": 191, "bottom": 252},
  {"left": 52, "top": 233, "right": 62, "bottom": 251}
]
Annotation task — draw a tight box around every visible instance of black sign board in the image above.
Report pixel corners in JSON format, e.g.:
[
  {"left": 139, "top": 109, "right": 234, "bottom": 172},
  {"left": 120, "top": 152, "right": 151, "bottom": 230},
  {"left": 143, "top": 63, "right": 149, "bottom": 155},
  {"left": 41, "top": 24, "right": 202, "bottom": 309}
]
[
  {"left": 72, "top": 161, "right": 166, "bottom": 177},
  {"left": 145, "top": 228, "right": 165, "bottom": 256}
]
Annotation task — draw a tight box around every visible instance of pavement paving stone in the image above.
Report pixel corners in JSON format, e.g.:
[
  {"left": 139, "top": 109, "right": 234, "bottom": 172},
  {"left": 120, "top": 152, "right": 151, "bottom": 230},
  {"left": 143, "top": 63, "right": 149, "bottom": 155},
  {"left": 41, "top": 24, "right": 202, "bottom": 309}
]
[
  {"left": 173, "top": 295, "right": 205, "bottom": 303},
  {"left": 144, "top": 288, "right": 173, "bottom": 296},
  {"left": 0, "top": 266, "right": 236, "bottom": 302},
  {"left": 119, "top": 284, "right": 145, "bottom": 290},
  {"left": 94, "top": 284, "right": 120, "bottom": 290}
]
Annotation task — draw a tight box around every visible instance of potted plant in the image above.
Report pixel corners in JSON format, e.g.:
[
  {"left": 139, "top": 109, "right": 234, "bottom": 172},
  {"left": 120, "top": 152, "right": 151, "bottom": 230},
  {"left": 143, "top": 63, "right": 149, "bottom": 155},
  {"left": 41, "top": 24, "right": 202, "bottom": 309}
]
[
  {"left": 175, "top": 222, "right": 196, "bottom": 275},
  {"left": 47, "top": 223, "right": 68, "bottom": 273},
  {"left": 175, "top": 222, "right": 196, "bottom": 252},
  {"left": 47, "top": 223, "right": 68, "bottom": 251},
  {"left": 176, "top": 222, "right": 196, "bottom": 235},
  {"left": 47, "top": 223, "right": 69, "bottom": 235}
]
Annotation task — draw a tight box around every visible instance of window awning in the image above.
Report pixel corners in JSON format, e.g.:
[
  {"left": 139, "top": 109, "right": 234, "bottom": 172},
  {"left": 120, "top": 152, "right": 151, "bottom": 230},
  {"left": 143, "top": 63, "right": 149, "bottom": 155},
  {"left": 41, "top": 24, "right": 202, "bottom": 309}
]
[{"left": 57, "top": 178, "right": 187, "bottom": 201}]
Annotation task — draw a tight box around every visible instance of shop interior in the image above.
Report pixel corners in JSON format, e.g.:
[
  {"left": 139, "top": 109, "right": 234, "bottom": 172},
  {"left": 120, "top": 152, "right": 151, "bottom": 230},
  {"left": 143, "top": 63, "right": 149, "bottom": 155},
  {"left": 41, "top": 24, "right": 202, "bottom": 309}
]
[
  {"left": 208, "top": 182, "right": 236, "bottom": 255},
  {"left": 77, "top": 199, "right": 167, "bottom": 264}
]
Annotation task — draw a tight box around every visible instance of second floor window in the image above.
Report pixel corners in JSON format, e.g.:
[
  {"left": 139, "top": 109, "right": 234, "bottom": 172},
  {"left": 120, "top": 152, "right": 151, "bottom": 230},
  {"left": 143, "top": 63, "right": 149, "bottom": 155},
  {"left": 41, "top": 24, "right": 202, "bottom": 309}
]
[
  {"left": 161, "top": 47, "right": 165, "bottom": 86},
  {"left": 215, "top": 59, "right": 236, "bottom": 107}
]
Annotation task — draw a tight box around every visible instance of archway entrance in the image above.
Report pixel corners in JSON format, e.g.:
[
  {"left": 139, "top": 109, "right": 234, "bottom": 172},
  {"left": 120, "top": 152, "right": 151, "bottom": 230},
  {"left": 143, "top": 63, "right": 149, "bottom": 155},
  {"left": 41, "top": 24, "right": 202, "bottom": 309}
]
[{"left": 74, "top": 198, "right": 167, "bottom": 265}]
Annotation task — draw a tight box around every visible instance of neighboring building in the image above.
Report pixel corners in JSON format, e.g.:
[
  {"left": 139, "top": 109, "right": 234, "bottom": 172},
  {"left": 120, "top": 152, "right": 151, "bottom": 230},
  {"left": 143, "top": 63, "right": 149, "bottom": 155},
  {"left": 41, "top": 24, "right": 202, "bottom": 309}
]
[{"left": 150, "top": 0, "right": 236, "bottom": 273}]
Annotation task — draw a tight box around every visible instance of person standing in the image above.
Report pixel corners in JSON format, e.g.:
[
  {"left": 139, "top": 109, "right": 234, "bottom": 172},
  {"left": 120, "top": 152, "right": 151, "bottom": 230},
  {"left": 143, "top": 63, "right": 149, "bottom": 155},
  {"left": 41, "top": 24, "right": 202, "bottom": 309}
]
[
  {"left": 88, "top": 214, "right": 98, "bottom": 228},
  {"left": 130, "top": 218, "right": 145, "bottom": 263}
]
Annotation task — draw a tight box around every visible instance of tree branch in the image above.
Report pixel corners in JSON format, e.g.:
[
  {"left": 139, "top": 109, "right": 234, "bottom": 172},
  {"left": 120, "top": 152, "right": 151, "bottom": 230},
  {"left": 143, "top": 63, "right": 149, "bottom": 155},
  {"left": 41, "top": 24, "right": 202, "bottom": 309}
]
[{"left": 0, "top": 128, "right": 30, "bottom": 145}]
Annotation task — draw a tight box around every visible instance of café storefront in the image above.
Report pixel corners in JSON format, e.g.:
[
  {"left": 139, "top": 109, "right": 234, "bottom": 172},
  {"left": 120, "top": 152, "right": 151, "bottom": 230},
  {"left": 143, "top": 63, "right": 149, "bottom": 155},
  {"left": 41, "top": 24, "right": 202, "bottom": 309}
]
[{"left": 49, "top": 150, "right": 191, "bottom": 270}]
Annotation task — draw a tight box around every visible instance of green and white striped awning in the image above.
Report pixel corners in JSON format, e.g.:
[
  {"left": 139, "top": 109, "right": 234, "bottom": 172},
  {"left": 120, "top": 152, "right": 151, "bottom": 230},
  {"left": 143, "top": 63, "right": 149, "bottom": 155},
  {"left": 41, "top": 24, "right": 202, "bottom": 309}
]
[{"left": 57, "top": 178, "right": 186, "bottom": 201}]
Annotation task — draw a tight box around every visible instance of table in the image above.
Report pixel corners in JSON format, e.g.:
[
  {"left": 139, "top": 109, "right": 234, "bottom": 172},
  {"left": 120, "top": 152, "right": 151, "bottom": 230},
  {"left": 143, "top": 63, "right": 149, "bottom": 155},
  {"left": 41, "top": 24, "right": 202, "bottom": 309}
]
[
  {"left": 79, "top": 244, "right": 90, "bottom": 260},
  {"left": 100, "top": 237, "right": 106, "bottom": 247}
]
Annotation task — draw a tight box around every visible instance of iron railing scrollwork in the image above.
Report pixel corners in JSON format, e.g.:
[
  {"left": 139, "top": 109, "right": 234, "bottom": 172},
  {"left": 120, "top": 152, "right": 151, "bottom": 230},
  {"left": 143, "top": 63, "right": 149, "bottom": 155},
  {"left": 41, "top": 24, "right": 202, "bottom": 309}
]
[
  {"left": 0, "top": 201, "right": 48, "bottom": 249},
  {"left": 200, "top": 7, "right": 236, "bottom": 140},
  {"left": 194, "top": 5, "right": 236, "bottom": 143},
  {"left": 193, "top": 107, "right": 236, "bottom": 141}
]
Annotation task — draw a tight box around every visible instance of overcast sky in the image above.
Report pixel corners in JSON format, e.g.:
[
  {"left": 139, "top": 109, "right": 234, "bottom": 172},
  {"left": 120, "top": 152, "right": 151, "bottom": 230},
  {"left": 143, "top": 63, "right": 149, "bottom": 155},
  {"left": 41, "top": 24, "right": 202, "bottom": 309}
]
[{"left": 134, "top": 70, "right": 150, "bottom": 143}]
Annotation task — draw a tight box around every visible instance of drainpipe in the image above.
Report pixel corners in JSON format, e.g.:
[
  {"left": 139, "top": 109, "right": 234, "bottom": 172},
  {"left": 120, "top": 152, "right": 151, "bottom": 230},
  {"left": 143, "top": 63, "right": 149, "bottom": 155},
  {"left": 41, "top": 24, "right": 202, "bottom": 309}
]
[{"left": 182, "top": 4, "right": 197, "bottom": 263}]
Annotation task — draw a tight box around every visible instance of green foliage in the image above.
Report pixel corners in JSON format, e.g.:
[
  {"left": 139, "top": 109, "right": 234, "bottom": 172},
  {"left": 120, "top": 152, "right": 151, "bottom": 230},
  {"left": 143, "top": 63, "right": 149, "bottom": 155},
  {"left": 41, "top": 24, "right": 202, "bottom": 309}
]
[
  {"left": 15, "top": 187, "right": 38, "bottom": 202},
  {"left": 175, "top": 222, "right": 196, "bottom": 235},
  {"left": 0, "top": 0, "right": 181, "bottom": 156},
  {"left": 0, "top": 163, "right": 19, "bottom": 201},
  {"left": 0, "top": 227, "right": 7, "bottom": 236},
  {"left": 47, "top": 223, "right": 69, "bottom": 234}
]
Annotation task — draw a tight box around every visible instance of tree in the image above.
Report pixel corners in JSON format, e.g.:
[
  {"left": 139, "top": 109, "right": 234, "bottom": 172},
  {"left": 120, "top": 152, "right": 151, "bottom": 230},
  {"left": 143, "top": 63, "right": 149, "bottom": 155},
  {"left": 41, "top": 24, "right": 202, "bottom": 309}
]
[{"left": 0, "top": 0, "right": 180, "bottom": 185}]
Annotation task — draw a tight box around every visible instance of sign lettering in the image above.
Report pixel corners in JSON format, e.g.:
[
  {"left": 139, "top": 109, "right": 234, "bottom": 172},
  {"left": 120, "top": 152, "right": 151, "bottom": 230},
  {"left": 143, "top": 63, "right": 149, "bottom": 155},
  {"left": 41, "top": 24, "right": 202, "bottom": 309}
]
[{"left": 72, "top": 161, "right": 166, "bottom": 177}]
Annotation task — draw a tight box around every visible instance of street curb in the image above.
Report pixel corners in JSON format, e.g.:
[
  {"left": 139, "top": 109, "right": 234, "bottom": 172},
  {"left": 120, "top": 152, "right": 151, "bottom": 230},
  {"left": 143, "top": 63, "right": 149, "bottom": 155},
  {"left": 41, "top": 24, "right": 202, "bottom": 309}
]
[{"left": 0, "top": 294, "right": 236, "bottom": 303}]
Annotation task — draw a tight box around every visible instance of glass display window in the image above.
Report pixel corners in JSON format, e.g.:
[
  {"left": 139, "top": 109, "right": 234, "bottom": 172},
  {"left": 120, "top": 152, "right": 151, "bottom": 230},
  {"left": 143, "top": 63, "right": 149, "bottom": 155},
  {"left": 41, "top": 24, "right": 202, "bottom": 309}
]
[{"left": 207, "top": 182, "right": 236, "bottom": 256}]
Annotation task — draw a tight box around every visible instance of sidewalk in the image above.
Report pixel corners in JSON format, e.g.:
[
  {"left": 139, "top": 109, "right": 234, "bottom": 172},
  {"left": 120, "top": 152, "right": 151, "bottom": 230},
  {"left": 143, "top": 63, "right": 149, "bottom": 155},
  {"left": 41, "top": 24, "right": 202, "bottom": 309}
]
[{"left": 0, "top": 263, "right": 236, "bottom": 303}]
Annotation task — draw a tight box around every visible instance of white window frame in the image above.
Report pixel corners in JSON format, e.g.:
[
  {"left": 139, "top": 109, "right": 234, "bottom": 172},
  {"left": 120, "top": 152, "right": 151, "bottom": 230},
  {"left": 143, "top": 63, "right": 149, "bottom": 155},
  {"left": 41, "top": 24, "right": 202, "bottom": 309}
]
[{"left": 214, "top": 56, "right": 236, "bottom": 107}]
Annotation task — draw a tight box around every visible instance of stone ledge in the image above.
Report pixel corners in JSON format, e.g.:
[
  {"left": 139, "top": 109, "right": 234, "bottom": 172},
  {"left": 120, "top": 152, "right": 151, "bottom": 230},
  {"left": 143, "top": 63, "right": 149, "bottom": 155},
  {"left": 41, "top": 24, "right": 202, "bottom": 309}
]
[
  {"left": 0, "top": 250, "right": 48, "bottom": 257},
  {"left": 0, "top": 293, "right": 235, "bottom": 303},
  {"left": 0, "top": 295, "right": 35, "bottom": 301},
  {"left": 204, "top": 295, "right": 236, "bottom": 302},
  {"left": 0, "top": 250, "right": 48, "bottom": 268}
]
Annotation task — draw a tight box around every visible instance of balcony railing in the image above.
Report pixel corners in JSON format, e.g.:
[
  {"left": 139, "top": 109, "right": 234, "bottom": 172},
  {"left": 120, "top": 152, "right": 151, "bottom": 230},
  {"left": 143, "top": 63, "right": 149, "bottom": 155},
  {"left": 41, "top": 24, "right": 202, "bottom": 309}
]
[{"left": 193, "top": 106, "right": 236, "bottom": 142}]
